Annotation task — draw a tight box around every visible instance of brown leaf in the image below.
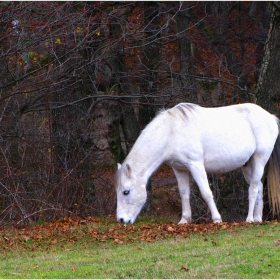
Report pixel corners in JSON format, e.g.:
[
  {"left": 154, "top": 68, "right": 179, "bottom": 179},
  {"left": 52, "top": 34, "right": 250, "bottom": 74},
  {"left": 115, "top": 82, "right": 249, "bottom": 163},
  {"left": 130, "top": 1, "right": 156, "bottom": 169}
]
[
  {"left": 51, "top": 238, "right": 57, "bottom": 245},
  {"left": 3, "top": 236, "right": 9, "bottom": 242},
  {"left": 141, "top": 225, "right": 151, "bottom": 229},
  {"left": 212, "top": 241, "right": 217, "bottom": 246},
  {"left": 181, "top": 265, "right": 189, "bottom": 271},
  {"left": 274, "top": 239, "right": 280, "bottom": 246},
  {"left": 113, "top": 239, "right": 123, "bottom": 245},
  {"left": 23, "top": 235, "right": 30, "bottom": 242},
  {"left": 167, "top": 226, "right": 175, "bottom": 232}
]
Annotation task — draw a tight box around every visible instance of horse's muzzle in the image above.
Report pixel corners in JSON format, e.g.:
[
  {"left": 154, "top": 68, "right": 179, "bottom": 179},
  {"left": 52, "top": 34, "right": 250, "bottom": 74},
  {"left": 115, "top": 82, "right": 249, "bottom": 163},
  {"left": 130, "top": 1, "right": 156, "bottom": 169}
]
[{"left": 118, "top": 218, "right": 132, "bottom": 224}]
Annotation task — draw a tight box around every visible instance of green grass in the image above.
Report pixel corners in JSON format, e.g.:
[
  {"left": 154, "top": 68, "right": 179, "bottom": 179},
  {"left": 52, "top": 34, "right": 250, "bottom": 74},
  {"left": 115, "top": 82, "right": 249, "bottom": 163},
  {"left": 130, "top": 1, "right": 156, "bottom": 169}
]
[{"left": 1, "top": 220, "right": 280, "bottom": 278}]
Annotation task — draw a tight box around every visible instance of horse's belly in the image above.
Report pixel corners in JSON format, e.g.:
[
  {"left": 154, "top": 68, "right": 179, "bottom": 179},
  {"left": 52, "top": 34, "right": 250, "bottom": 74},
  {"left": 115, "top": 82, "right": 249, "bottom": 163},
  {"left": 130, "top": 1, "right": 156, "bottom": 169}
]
[
  {"left": 203, "top": 145, "right": 254, "bottom": 174},
  {"left": 204, "top": 156, "right": 248, "bottom": 174}
]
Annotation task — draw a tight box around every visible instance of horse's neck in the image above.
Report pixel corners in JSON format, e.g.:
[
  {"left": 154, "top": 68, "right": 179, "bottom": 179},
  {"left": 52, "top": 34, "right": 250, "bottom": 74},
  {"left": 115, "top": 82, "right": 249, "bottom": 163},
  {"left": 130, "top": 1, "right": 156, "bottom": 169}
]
[{"left": 126, "top": 128, "right": 167, "bottom": 181}]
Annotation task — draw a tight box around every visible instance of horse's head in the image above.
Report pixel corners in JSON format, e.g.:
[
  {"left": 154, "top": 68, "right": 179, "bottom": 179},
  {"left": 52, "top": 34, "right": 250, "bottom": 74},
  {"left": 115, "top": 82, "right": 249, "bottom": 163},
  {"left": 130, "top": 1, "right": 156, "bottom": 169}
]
[{"left": 115, "top": 163, "right": 147, "bottom": 224}]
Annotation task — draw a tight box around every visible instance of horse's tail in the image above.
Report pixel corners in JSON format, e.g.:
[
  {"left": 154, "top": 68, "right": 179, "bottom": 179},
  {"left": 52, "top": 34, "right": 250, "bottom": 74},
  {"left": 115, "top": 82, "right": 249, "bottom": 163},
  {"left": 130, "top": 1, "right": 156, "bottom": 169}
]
[{"left": 267, "top": 117, "right": 280, "bottom": 218}]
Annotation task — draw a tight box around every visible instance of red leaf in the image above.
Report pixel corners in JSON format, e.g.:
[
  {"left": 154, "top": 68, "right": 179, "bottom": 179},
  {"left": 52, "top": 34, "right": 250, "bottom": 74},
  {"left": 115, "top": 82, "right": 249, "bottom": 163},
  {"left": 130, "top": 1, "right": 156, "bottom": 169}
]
[{"left": 181, "top": 265, "right": 189, "bottom": 271}]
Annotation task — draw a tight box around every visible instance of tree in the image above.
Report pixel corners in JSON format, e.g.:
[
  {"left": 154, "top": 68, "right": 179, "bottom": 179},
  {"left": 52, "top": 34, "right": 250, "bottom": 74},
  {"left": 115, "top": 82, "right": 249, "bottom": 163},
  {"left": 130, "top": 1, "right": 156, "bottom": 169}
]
[
  {"left": 256, "top": 2, "right": 280, "bottom": 114},
  {"left": 176, "top": 2, "right": 195, "bottom": 102},
  {"left": 103, "top": 3, "right": 140, "bottom": 166}
]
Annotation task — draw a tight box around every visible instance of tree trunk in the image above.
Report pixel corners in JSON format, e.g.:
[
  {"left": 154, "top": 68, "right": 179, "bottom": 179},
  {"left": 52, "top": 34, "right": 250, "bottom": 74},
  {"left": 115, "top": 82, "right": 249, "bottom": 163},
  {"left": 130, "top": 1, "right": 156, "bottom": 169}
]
[
  {"left": 256, "top": 3, "right": 280, "bottom": 115},
  {"left": 107, "top": 102, "right": 125, "bottom": 167},
  {"left": 117, "top": 51, "right": 140, "bottom": 153},
  {"left": 138, "top": 2, "right": 160, "bottom": 128},
  {"left": 176, "top": 8, "right": 195, "bottom": 102},
  {"left": 105, "top": 8, "right": 140, "bottom": 165}
]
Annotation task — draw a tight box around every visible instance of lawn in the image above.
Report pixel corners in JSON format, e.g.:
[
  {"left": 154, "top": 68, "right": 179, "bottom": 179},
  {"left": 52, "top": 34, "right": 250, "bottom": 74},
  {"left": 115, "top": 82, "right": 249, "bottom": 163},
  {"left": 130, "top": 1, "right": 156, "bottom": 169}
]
[{"left": 1, "top": 217, "right": 280, "bottom": 278}]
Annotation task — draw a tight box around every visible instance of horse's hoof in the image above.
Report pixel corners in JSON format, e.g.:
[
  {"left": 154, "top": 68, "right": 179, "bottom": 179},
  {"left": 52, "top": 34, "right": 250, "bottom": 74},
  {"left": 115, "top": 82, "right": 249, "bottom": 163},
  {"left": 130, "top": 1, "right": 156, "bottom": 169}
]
[
  {"left": 178, "top": 217, "right": 191, "bottom": 224},
  {"left": 246, "top": 217, "right": 254, "bottom": 223},
  {"left": 213, "top": 215, "right": 222, "bottom": 223}
]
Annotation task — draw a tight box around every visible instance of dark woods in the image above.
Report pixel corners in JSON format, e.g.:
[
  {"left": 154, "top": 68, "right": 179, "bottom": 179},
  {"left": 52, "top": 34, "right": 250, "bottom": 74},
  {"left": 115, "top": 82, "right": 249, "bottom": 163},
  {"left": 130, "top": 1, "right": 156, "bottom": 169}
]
[{"left": 0, "top": 2, "right": 277, "bottom": 224}]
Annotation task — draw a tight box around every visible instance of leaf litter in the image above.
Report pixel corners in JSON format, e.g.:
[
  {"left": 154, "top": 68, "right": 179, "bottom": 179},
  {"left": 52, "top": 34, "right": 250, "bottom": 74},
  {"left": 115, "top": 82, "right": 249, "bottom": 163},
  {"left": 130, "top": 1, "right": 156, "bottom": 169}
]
[{"left": 0, "top": 216, "right": 277, "bottom": 252}]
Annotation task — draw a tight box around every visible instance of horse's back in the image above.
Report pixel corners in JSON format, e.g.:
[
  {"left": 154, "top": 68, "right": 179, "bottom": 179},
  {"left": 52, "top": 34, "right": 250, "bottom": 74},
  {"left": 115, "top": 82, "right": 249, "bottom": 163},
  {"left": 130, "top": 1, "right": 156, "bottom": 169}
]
[
  {"left": 166, "top": 103, "right": 279, "bottom": 173},
  {"left": 201, "top": 103, "right": 278, "bottom": 151},
  {"left": 172, "top": 103, "right": 277, "bottom": 139},
  {"left": 214, "top": 103, "right": 279, "bottom": 146}
]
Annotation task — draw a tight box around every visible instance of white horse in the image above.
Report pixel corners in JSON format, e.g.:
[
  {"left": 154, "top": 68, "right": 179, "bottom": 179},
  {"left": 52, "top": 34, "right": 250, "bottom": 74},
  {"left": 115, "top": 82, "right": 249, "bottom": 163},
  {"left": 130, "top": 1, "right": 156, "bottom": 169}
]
[{"left": 115, "top": 103, "right": 280, "bottom": 224}]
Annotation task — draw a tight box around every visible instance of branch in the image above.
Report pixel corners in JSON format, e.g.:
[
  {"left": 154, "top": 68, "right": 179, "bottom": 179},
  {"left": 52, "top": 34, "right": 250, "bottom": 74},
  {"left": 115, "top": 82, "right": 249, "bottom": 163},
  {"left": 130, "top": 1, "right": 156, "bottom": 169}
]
[{"left": 272, "top": 1, "right": 280, "bottom": 12}]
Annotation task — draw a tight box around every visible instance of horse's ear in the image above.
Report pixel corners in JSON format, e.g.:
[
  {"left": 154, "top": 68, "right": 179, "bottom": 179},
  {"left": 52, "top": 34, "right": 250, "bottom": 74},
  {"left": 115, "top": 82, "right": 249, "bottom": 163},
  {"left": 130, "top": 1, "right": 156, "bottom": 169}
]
[
  {"left": 117, "top": 163, "right": 122, "bottom": 170},
  {"left": 124, "top": 164, "right": 132, "bottom": 178}
]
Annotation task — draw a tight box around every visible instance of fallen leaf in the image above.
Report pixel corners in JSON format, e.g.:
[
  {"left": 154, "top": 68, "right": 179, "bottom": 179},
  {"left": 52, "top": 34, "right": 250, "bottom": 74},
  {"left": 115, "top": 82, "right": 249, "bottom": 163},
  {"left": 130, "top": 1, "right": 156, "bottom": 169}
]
[
  {"left": 51, "top": 238, "right": 57, "bottom": 245},
  {"left": 167, "top": 226, "right": 175, "bottom": 232},
  {"left": 274, "top": 239, "right": 280, "bottom": 246},
  {"left": 181, "top": 265, "right": 189, "bottom": 271},
  {"left": 212, "top": 241, "right": 217, "bottom": 246},
  {"left": 3, "top": 236, "right": 9, "bottom": 242},
  {"left": 141, "top": 225, "right": 151, "bottom": 229},
  {"left": 23, "top": 236, "right": 30, "bottom": 242}
]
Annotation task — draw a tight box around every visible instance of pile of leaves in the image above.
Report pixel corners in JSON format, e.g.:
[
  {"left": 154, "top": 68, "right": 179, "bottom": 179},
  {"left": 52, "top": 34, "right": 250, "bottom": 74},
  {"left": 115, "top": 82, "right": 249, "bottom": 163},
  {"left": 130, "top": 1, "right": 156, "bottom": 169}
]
[{"left": 0, "top": 216, "right": 274, "bottom": 252}]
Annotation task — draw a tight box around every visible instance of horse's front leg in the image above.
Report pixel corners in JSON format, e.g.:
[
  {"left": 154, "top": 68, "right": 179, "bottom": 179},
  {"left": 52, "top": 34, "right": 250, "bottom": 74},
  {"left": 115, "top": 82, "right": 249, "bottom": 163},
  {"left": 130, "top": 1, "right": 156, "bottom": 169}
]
[
  {"left": 172, "top": 168, "right": 192, "bottom": 224},
  {"left": 188, "top": 162, "right": 222, "bottom": 223}
]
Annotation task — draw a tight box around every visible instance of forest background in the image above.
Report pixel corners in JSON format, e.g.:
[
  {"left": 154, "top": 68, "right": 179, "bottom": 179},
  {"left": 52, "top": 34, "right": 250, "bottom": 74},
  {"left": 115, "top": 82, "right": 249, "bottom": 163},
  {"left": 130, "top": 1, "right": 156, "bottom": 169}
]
[{"left": 0, "top": 1, "right": 279, "bottom": 225}]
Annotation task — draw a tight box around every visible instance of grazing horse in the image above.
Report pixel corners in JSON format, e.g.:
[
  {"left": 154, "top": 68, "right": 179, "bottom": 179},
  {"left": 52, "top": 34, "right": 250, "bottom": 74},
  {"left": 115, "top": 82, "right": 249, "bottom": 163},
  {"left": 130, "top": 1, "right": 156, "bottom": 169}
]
[{"left": 115, "top": 103, "right": 280, "bottom": 224}]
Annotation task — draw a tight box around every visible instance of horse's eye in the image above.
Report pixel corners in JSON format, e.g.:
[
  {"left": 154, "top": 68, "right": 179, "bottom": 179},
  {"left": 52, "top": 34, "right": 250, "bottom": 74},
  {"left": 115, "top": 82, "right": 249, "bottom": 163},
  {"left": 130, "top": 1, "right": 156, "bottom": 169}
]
[{"left": 123, "top": 190, "right": 130, "bottom": 196}]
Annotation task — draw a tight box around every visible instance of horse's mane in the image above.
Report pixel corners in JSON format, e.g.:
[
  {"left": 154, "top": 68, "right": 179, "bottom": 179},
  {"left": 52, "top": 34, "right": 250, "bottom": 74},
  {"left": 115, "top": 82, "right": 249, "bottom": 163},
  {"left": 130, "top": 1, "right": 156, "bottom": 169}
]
[
  {"left": 166, "top": 103, "right": 198, "bottom": 121},
  {"left": 142, "top": 103, "right": 198, "bottom": 131}
]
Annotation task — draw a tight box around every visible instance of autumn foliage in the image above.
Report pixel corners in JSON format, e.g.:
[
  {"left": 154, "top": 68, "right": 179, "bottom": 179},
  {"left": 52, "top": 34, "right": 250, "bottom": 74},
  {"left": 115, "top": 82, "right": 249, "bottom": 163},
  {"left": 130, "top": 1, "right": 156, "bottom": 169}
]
[{"left": 0, "top": 216, "right": 275, "bottom": 252}]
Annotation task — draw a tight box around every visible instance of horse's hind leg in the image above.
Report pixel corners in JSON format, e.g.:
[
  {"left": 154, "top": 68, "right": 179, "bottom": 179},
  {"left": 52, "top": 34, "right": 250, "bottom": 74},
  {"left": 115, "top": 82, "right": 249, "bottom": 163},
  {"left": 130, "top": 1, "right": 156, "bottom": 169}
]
[
  {"left": 188, "top": 162, "right": 222, "bottom": 223},
  {"left": 242, "top": 157, "right": 265, "bottom": 223},
  {"left": 254, "top": 182, "right": 263, "bottom": 222},
  {"left": 172, "top": 168, "right": 192, "bottom": 224}
]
